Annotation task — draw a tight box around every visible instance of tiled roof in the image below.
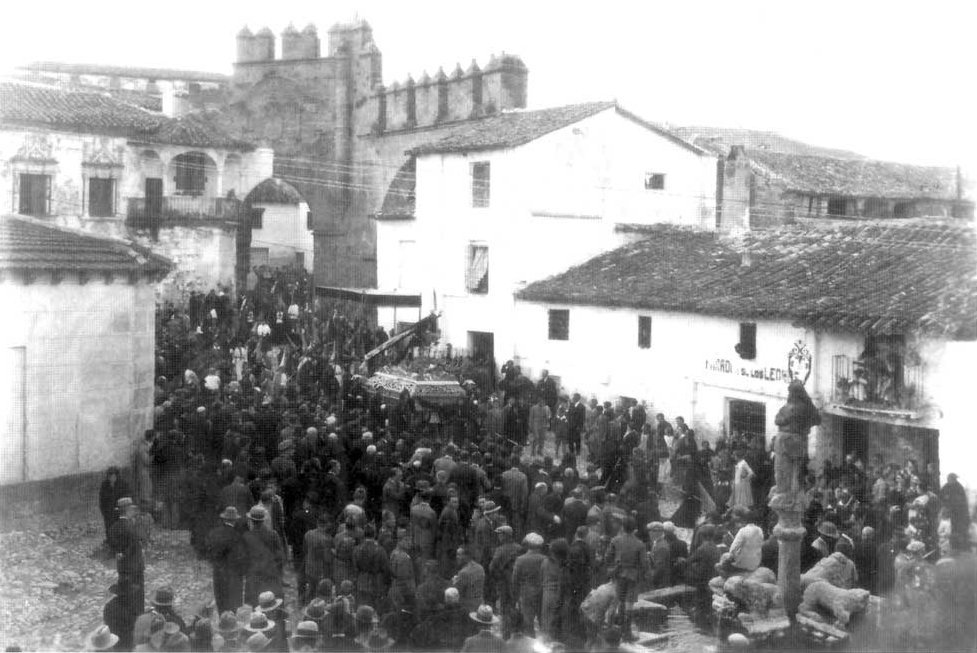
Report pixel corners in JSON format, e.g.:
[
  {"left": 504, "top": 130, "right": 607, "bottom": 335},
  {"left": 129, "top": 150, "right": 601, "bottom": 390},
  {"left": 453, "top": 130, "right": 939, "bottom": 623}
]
[
  {"left": 0, "top": 215, "right": 172, "bottom": 277},
  {"left": 669, "top": 125, "right": 964, "bottom": 201},
  {"left": 132, "top": 110, "right": 255, "bottom": 150},
  {"left": 375, "top": 158, "right": 416, "bottom": 219},
  {"left": 0, "top": 81, "right": 161, "bottom": 133},
  {"left": 745, "top": 149, "right": 962, "bottom": 201},
  {"left": 407, "top": 102, "right": 617, "bottom": 155},
  {"left": 518, "top": 221, "right": 977, "bottom": 339},
  {"left": 1, "top": 82, "right": 254, "bottom": 150},
  {"left": 20, "top": 61, "right": 228, "bottom": 83},
  {"left": 670, "top": 126, "right": 867, "bottom": 160},
  {"left": 247, "top": 178, "right": 304, "bottom": 204}
]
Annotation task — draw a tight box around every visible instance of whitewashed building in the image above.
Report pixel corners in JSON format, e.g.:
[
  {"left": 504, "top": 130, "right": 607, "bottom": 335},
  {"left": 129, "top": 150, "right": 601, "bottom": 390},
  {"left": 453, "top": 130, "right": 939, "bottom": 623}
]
[
  {"left": 375, "top": 101, "right": 718, "bottom": 359},
  {"left": 0, "top": 215, "right": 171, "bottom": 485},
  {"left": 245, "top": 177, "right": 314, "bottom": 271},
  {"left": 514, "top": 220, "right": 977, "bottom": 490},
  {"left": 0, "top": 80, "right": 273, "bottom": 298}
]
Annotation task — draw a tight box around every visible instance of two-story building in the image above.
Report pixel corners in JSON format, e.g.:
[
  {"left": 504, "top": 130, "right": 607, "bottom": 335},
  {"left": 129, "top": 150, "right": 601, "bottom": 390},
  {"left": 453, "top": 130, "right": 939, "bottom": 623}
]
[
  {"left": 513, "top": 219, "right": 977, "bottom": 489},
  {"left": 0, "top": 80, "right": 273, "bottom": 299},
  {"left": 374, "top": 100, "right": 719, "bottom": 361}
]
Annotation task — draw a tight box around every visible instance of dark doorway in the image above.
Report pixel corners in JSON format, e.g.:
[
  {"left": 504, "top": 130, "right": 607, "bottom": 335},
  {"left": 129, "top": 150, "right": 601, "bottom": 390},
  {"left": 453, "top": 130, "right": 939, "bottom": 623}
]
[
  {"left": 841, "top": 417, "right": 868, "bottom": 463},
  {"left": 728, "top": 399, "right": 766, "bottom": 440},
  {"left": 467, "top": 331, "right": 494, "bottom": 363}
]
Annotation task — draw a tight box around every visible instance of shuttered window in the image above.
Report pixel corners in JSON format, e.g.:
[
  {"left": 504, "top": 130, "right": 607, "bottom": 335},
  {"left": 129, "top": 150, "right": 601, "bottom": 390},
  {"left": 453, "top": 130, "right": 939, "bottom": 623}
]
[
  {"left": 466, "top": 244, "right": 489, "bottom": 294},
  {"left": 638, "top": 315, "right": 652, "bottom": 348},
  {"left": 18, "top": 174, "right": 51, "bottom": 217},
  {"left": 471, "top": 162, "right": 490, "bottom": 208},
  {"left": 88, "top": 178, "right": 115, "bottom": 217}
]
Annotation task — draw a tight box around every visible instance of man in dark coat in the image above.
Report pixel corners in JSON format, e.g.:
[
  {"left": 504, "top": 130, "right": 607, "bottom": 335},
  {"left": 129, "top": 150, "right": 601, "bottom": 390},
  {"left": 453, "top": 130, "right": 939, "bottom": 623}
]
[
  {"left": 242, "top": 506, "right": 285, "bottom": 606},
  {"left": 205, "top": 506, "right": 247, "bottom": 613},
  {"left": 353, "top": 524, "right": 391, "bottom": 608},
  {"left": 940, "top": 473, "right": 971, "bottom": 543},
  {"left": 567, "top": 393, "right": 587, "bottom": 457},
  {"left": 107, "top": 498, "right": 145, "bottom": 615},
  {"left": 99, "top": 467, "right": 130, "bottom": 544},
  {"left": 488, "top": 525, "right": 522, "bottom": 639},
  {"left": 536, "top": 370, "right": 559, "bottom": 418},
  {"left": 103, "top": 583, "right": 137, "bottom": 652},
  {"left": 220, "top": 474, "right": 253, "bottom": 521}
]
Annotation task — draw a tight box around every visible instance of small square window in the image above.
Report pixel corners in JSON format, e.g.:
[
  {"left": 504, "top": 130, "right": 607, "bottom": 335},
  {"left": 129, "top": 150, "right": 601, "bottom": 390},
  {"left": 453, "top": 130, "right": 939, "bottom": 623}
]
[
  {"left": 644, "top": 172, "right": 666, "bottom": 190},
  {"left": 736, "top": 322, "right": 757, "bottom": 360},
  {"left": 548, "top": 309, "right": 569, "bottom": 341},
  {"left": 306, "top": 210, "right": 314, "bottom": 231},
  {"left": 471, "top": 161, "right": 490, "bottom": 208},
  {"left": 250, "top": 208, "right": 265, "bottom": 229},
  {"left": 638, "top": 315, "right": 651, "bottom": 349}
]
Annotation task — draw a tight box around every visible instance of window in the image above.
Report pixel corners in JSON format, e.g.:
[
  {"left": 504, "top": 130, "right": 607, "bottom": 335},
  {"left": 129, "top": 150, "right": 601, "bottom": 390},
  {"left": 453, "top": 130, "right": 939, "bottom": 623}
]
[
  {"left": 174, "top": 152, "right": 208, "bottom": 194},
  {"left": 18, "top": 173, "right": 51, "bottom": 217},
  {"left": 88, "top": 178, "right": 114, "bottom": 217},
  {"left": 466, "top": 244, "right": 489, "bottom": 294},
  {"left": 736, "top": 322, "right": 757, "bottom": 360},
  {"left": 827, "top": 196, "right": 847, "bottom": 216},
  {"left": 306, "top": 210, "right": 314, "bottom": 231},
  {"left": 638, "top": 316, "right": 652, "bottom": 349},
  {"left": 250, "top": 208, "right": 265, "bottom": 229},
  {"left": 471, "top": 161, "right": 490, "bottom": 208},
  {"left": 548, "top": 309, "right": 569, "bottom": 341},
  {"left": 644, "top": 172, "right": 666, "bottom": 190}
]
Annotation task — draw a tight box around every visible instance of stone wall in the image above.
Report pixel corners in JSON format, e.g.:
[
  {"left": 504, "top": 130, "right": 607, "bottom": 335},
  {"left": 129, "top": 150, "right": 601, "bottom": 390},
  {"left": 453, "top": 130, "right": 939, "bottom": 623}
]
[
  {"left": 130, "top": 224, "right": 237, "bottom": 302},
  {"left": 0, "top": 275, "right": 156, "bottom": 485}
]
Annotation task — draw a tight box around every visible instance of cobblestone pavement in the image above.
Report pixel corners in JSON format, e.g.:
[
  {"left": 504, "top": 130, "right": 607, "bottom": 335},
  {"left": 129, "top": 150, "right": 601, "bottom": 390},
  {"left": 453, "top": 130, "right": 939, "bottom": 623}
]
[{"left": 0, "top": 515, "right": 245, "bottom": 652}]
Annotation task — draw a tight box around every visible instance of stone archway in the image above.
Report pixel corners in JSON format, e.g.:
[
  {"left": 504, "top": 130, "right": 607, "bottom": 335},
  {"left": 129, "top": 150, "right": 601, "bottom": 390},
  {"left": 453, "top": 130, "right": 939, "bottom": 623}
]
[{"left": 238, "top": 177, "right": 311, "bottom": 288}]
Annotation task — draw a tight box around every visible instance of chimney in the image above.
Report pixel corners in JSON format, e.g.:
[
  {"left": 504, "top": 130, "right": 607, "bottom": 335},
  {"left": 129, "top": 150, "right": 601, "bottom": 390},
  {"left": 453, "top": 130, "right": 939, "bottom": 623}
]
[{"left": 161, "top": 87, "right": 190, "bottom": 117}]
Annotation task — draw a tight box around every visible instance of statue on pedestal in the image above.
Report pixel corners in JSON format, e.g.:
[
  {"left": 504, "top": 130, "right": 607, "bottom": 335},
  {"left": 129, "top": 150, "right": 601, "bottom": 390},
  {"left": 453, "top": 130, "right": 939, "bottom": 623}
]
[{"left": 770, "top": 380, "right": 820, "bottom": 509}]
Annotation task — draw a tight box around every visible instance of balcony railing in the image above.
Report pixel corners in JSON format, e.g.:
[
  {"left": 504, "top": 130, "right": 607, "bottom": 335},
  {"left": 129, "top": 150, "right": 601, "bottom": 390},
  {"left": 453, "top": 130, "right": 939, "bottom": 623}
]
[
  {"left": 832, "top": 353, "right": 925, "bottom": 414},
  {"left": 127, "top": 196, "right": 240, "bottom": 226}
]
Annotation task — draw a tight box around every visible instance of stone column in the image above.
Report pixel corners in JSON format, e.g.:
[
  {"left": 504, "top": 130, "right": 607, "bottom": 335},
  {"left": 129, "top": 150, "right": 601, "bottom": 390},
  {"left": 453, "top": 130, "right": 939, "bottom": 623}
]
[{"left": 770, "top": 488, "right": 808, "bottom": 617}]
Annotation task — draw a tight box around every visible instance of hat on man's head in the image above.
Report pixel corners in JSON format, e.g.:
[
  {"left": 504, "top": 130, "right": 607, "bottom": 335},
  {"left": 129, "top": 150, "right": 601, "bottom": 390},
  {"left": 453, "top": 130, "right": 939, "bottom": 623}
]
[
  {"left": 247, "top": 506, "right": 267, "bottom": 522},
  {"left": 339, "top": 580, "right": 355, "bottom": 595},
  {"left": 663, "top": 521, "right": 676, "bottom": 534},
  {"left": 817, "top": 521, "right": 840, "bottom": 539},
  {"left": 495, "top": 524, "right": 513, "bottom": 537},
  {"left": 116, "top": 497, "right": 134, "bottom": 510},
  {"left": 444, "top": 587, "right": 460, "bottom": 605},
  {"left": 149, "top": 622, "right": 183, "bottom": 651},
  {"left": 469, "top": 604, "right": 501, "bottom": 625},
  {"left": 244, "top": 613, "right": 275, "bottom": 633},
  {"left": 482, "top": 501, "right": 500, "bottom": 515},
  {"left": 523, "top": 532, "right": 544, "bottom": 548},
  {"left": 303, "top": 598, "right": 328, "bottom": 621},
  {"left": 245, "top": 632, "right": 271, "bottom": 652},
  {"left": 293, "top": 621, "right": 319, "bottom": 640},
  {"left": 217, "top": 611, "right": 241, "bottom": 636},
  {"left": 85, "top": 625, "right": 119, "bottom": 651},
  {"left": 647, "top": 521, "right": 665, "bottom": 533},
  {"left": 355, "top": 605, "right": 379, "bottom": 625},
  {"left": 219, "top": 506, "right": 241, "bottom": 522},
  {"left": 255, "top": 591, "right": 282, "bottom": 613},
  {"left": 151, "top": 586, "right": 175, "bottom": 607},
  {"left": 907, "top": 540, "right": 926, "bottom": 554}
]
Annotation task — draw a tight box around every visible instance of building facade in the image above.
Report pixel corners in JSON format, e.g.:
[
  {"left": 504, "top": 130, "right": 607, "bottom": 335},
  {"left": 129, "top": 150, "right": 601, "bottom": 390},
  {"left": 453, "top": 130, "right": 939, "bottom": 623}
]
[
  {"left": 514, "top": 221, "right": 977, "bottom": 489},
  {"left": 374, "top": 102, "right": 718, "bottom": 362},
  {"left": 246, "top": 177, "right": 313, "bottom": 271},
  {"left": 0, "top": 215, "right": 171, "bottom": 485},
  {"left": 0, "top": 81, "right": 273, "bottom": 299}
]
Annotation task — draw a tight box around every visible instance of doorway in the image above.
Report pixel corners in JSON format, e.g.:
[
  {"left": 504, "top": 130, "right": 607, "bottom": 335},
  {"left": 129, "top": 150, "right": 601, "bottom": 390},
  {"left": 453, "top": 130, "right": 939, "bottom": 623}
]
[
  {"left": 145, "top": 177, "right": 163, "bottom": 237},
  {"left": 728, "top": 399, "right": 766, "bottom": 440},
  {"left": 467, "top": 331, "right": 494, "bottom": 363},
  {"left": 841, "top": 417, "right": 868, "bottom": 463}
]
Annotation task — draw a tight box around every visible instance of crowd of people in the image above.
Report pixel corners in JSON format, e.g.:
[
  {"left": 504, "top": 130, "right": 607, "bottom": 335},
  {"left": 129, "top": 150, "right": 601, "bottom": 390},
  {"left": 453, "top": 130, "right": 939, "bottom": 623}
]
[{"left": 81, "top": 268, "right": 975, "bottom": 652}]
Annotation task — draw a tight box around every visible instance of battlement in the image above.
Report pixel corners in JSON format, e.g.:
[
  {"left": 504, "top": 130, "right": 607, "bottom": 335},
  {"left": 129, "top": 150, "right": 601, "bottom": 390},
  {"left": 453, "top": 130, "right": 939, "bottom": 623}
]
[{"left": 360, "top": 52, "right": 528, "bottom": 135}]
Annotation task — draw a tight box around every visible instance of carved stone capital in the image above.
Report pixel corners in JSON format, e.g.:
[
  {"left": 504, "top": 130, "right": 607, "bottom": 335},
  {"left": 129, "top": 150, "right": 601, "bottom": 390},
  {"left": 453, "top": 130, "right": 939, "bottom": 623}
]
[{"left": 773, "top": 524, "right": 807, "bottom": 542}]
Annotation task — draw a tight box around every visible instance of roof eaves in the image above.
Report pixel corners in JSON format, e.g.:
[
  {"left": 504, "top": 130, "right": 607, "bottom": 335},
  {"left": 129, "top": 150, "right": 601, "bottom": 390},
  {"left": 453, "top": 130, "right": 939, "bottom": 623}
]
[{"left": 613, "top": 106, "right": 711, "bottom": 156}]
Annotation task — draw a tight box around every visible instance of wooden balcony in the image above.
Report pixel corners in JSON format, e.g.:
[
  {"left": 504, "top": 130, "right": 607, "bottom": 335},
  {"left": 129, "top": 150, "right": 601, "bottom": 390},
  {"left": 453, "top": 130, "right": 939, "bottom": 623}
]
[{"left": 126, "top": 195, "right": 240, "bottom": 228}]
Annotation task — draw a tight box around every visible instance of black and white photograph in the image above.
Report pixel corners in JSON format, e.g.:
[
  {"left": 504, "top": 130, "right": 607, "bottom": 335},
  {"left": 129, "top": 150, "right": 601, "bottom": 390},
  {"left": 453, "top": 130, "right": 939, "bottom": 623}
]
[{"left": 0, "top": 1, "right": 975, "bottom": 651}]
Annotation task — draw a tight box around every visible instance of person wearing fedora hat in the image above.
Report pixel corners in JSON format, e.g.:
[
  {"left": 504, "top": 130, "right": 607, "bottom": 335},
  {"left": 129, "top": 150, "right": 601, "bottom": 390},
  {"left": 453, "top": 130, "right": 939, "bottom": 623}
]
[
  {"left": 461, "top": 604, "right": 504, "bottom": 652},
  {"left": 290, "top": 620, "right": 320, "bottom": 651},
  {"left": 149, "top": 586, "right": 187, "bottom": 633},
  {"left": 107, "top": 496, "right": 146, "bottom": 616},
  {"left": 145, "top": 622, "right": 186, "bottom": 653},
  {"left": 254, "top": 591, "right": 287, "bottom": 651},
  {"left": 85, "top": 624, "right": 120, "bottom": 652},
  {"left": 242, "top": 506, "right": 285, "bottom": 607},
  {"left": 244, "top": 631, "right": 271, "bottom": 652},
  {"left": 215, "top": 611, "right": 242, "bottom": 651},
  {"left": 205, "top": 506, "right": 248, "bottom": 613},
  {"left": 810, "top": 520, "right": 841, "bottom": 566}
]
